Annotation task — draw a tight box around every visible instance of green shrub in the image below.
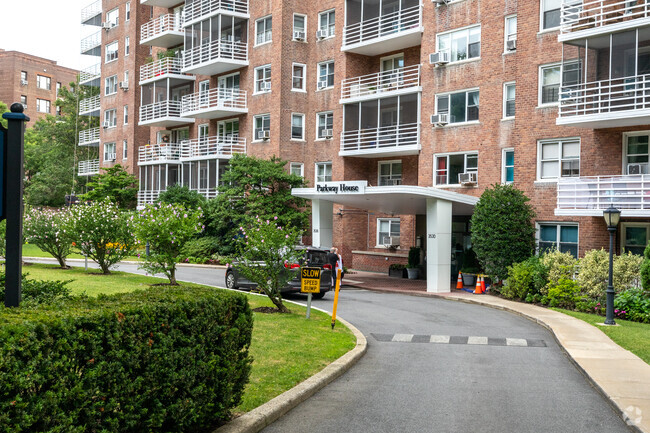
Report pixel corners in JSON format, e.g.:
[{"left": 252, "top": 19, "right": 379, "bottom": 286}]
[
  {"left": 614, "top": 252, "right": 643, "bottom": 293},
  {"left": 157, "top": 185, "right": 207, "bottom": 209},
  {"left": 614, "top": 288, "right": 650, "bottom": 323},
  {"left": 641, "top": 243, "right": 650, "bottom": 290},
  {"left": 540, "top": 250, "right": 577, "bottom": 295},
  {"left": 180, "top": 236, "right": 221, "bottom": 260},
  {"left": 546, "top": 277, "right": 581, "bottom": 309},
  {"left": 0, "top": 271, "right": 73, "bottom": 306},
  {"left": 0, "top": 286, "right": 253, "bottom": 432},
  {"left": 503, "top": 256, "right": 548, "bottom": 300},
  {"left": 408, "top": 247, "right": 420, "bottom": 268},
  {"left": 577, "top": 249, "right": 642, "bottom": 300},
  {"left": 389, "top": 263, "right": 406, "bottom": 271},
  {"left": 460, "top": 247, "right": 481, "bottom": 274},
  {"left": 0, "top": 220, "right": 6, "bottom": 257}
]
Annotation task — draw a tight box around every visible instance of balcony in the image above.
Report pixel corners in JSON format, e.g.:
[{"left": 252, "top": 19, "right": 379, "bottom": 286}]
[
  {"left": 556, "top": 174, "right": 650, "bottom": 216},
  {"left": 340, "top": 123, "right": 420, "bottom": 157},
  {"left": 181, "top": 88, "right": 247, "bottom": 119},
  {"left": 138, "top": 143, "right": 182, "bottom": 165},
  {"left": 184, "top": 0, "right": 249, "bottom": 26},
  {"left": 140, "top": 0, "right": 182, "bottom": 6},
  {"left": 79, "top": 95, "right": 101, "bottom": 116},
  {"left": 140, "top": 14, "right": 184, "bottom": 48},
  {"left": 81, "top": 0, "right": 102, "bottom": 26},
  {"left": 139, "top": 100, "right": 195, "bottom": 127},
  {"left": 180, "top": 136, "right": 246, "bottom": 160},
  {"left": 183, "top": 40, "right": 248, "bottom": 76},
  {"left": 139, "top": 57, "right": 195, "bottom": 85},
  {"left": 79, "top": 63, "right": 101, "bottom": 86},
  {"left": 342, "top": 4, "right": 422, "bottom": 56},
  {"left": 557, "top": 74, "right": 650, "bottom": 128},
  {"left": 138, "top": 187, "right": 218, "bottom": 208},
  {"left": 78, "top": 159, "right": 100, "bottom": 176},
  {"left": 79, "top": 127, "right": 100, "bottom": 146},
  {"left": 340, "top": 65, "right": 421, "bottom": 103},
  {"left": 560, "top": 0, "right": 650, "bottom": 41},
  {"left": 81, "top": 31, "right": 102, "bottom": 56}
]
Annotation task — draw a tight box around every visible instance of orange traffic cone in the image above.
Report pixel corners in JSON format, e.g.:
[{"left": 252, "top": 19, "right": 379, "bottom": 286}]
[
  {"left": 474, "top": 275, "right": 483, "bottom": 294},
  {"left": 456, "top": 271, "right": 463, "bottom": 289},
  {"left": 480, "top": 275, "right": 487, "bottom": 293}
]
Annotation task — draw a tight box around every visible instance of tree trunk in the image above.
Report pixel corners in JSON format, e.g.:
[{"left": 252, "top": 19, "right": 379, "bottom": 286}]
[
  {"left": 169, "top": 266, "right": 178, "bottom": 285},
  {"left": 269, "top": 293, "right": 290, "bottom": 313},
  {"left": 56, "top": 256, "right": 67, "bottom": 269}
]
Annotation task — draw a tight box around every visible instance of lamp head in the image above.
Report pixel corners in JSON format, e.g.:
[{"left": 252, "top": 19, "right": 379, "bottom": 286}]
[{"left": 603, "top": 206, "right": 621, "bottom": 229}]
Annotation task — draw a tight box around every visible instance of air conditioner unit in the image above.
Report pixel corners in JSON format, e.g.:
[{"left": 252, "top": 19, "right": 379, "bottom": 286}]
[
  {"left": 119, "top": 81, "right": 129, "bottom": 90},
  {"left": 383, "top": 236, "right": 401, "bottom": 246},
  {"left": 430, "top": 113, "right": 448, "bottom": 126},
  {"left": 458, "top": 172, "right": 478, "bottom": 185},
  {"left": 102, "top": 21, "right": 113, "bottom": 30},
  {"left": 317, "top": 80, "right": 328, "bottom": 90},
  {"left": 382, "top": 178, "right": 402, "bottom": 186},
  {"left": 262, "top": 81, "right": 272, "bottom": 91},
  {"left": 429, "top": 51, "right": 450, "bottom": 66},
  {"left": 433, "top": 0, "right": 450, "bottom": 5},
  {"left": 105, "top": 153, "right": 116, "bottom": 161},
  {"left": 103, "top": 121, "right": 111, "bottom": 128},
  {"left": 293, "top": 31, "right": 306, "bottom": 41},
  {"left": 627, "top": 163, "right": 649, "bottom": 175},
  {"left": 316, "top": 29, "right": 329, "bottom": 39},
  {"left": 257, "top": 130, "right": 270, "bottom": 140},
  {"left": 506, "top": 38, "right": 517, "bottom": 51},
  {"left": 323, "top": 129, "right": 333, "bottom": 138},
  {"left": 20, "top": 79, "right": 28, "bottom": 86}
]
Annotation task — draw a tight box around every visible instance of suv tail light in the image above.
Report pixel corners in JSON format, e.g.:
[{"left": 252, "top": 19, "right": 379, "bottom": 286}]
[
  {"left": 284, "top": 263, "right": 301, "bottom": 269},
  {"left": 323, "top": 264, "right": 332, "bottom": 270}
]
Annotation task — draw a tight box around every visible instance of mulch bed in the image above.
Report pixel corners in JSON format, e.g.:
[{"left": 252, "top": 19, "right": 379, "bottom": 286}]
[{"left": 252, "top": 306, "right": 282, "bottom": 314}]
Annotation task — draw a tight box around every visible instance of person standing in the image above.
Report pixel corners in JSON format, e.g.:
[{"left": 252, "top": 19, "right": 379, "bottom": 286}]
[
  {"left": 327, "top": 247, "right": 338, "bottom": 287},
  {"left": 335, "top": 247, "right": 344, "bottom": 283}
]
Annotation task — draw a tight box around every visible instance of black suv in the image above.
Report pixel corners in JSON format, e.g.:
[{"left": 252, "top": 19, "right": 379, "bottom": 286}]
[{"left": 225, "top": 246, "right": 333, "bottom": 299}]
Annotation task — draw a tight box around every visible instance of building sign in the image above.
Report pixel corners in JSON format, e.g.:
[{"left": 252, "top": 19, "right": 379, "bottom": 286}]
[{"left": 315, "top": 181, "right": 367, "bottom": 194}]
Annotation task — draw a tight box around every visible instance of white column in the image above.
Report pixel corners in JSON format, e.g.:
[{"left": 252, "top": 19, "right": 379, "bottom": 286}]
[
  {"left": 312, "top": 199, "right": 333, "bottom": 249},
  {"left": 426, "top": 198, "right": 452, "bottom": 293}
]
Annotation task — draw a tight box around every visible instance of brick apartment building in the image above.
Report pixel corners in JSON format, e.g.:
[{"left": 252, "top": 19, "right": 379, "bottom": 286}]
[
  {"left": 0, "top": 49, "right": 78, "bottom": 128},
  {"left": 79, "top": 0, "right": 650, "bottom": 292}
]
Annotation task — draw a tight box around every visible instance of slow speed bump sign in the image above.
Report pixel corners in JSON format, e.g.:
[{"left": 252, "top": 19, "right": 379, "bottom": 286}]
[{"left": 301, "top": 267, "right": 321, "bottom": 293}]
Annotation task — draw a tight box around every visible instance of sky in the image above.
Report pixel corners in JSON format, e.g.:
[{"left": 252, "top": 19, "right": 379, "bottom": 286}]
[{"left": 0, "top": 0, "right": 98, "bottom": 71}]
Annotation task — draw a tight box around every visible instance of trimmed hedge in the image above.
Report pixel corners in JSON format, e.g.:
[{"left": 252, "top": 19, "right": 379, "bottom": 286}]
[{"left": 0, "top": 286, "right": 253, "bottom": 432}]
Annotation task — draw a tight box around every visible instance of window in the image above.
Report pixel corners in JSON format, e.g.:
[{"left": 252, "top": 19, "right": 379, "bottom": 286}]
[
  {"left": 255, "top": 65, "right": 271, "bottom": 93},
  {"left": 291, "top": 113, "right": 305, "bottom": 140},
  {"left": 624, "top": 133, "right": 649, "bottom": 174},
  {"left": 293, "top": 14, "right": 306, "bottom": 39},
  {"left": 56, "top": 82, "right": 62, "bottom": 96},
  {"left": 20, "top": 95, "right": 27, "bottom": 108},
  {"left": 437, "top": 25, "right": 481, "bottom": 63},
  {"left": 540, "top": 64, "right": 560, "bottom": 105},
  {"left": 621, "top": 223, "right": 650, "bottom": 255},
  {"left": 125, "top": 2, "right": 131, "bottom": 21},
  {"left": 198, "top": 124, "right": 209, "bottom": 144},
  {"left": 106, "top": 8, "right": 119, "bottom": 27},
  {"left": 436, "top": 90, "right": 480, "bottom": 124},
  {"left": 505, "top": 15, "right": 517, "bottom": 50},
  {"left": 124, "top": 70, "right": 129, "bottom": 87},
  {"left": 378, "top": 219, "right": 400, "bottom": 246},
  {"left": 538, "top": 223, "right": 578, "bottom": 257},
  {"left": 104, "top": 142, "right": 116, "bottom": 161},
  {"left": 37, "top": 75, "right": 51, "bottom": 90},
  {"left": 20, "top": 71, "right": 27, "bottom": 83},
  {"left": 256, "top": 16, "right": 272, "bottom": 45},
  {"left": 292, "top": 63, "right": 306, "bottom": 91},
  {"left": 104, "top": 109, "right": 117, "bottom": 128},
  {"left": 502, "top": 149, "right": 514, "bottom": 184},
  {"left": 254, "top": 114, "right": 271, "bottom": 140},
  {"left": 36, "top": 99, "right": 50, "bottom": 113},
  {"left": 538, "top": 138, "right": 580, "bottom": 180},
  {"left": 290, "top": 162, "right": 304, "bottom": 177},
  {"left": 106, "top": 41, "right": 118, "bottom": 63},
  {"left": 198, "top": 80, "right": 210, "bottom": 105},
  {"left": 435, "top": 153, "right": 478, "bottom": 185},
  {"left": 541, "top": 0, "right": 561, "bottom": 30},
  {"left": 315, "top": 162, "right": 332, "bottom": 183},
  {"left": 123, "top": 105, "right": 129, "bottom": 125},
  {"left": 318, "top": 9, "right": 335, "bottom": 38},
  {"left": 123, "top": 139, "right": 128, "bottom": 160},
  {"left": 125, "top": 36, "right": 130, "bottom": 56},
  {"left": 504, "top": 82, "right": 515, "bottom": 118},
  {"left": 56, "top": 105, "right": 61, "bottom": 117},
  {"left": 105, "top": 75, "right": 118, "bottom": 95},
  {"left": 316, "top": 112, "right": 333, "bottom": 139},
  {"left": 318, "top": 61, "right": 334, "bottom": 89},
  {"left": 378, "top": 161, "right": 402, "bottom": 186}
]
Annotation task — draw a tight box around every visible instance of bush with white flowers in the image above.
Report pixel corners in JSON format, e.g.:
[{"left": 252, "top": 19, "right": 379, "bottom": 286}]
[{"left": 23, "top": 207, "right": 74, "bottom": 268}]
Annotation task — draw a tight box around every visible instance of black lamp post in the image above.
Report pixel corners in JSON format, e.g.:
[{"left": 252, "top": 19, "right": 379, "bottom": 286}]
[{"left": 603, "top": 205, "right": 621, "bottom": 325}]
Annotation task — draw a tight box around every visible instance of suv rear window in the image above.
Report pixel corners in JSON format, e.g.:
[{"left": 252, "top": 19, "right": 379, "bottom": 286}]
[{"left": 306, "top": 250, "right": 327, "bottom": 266}]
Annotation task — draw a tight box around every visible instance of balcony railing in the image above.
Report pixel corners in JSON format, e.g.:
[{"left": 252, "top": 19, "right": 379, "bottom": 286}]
[
  {"left": 81, "top": 31, "right": 102, "bottom": 55},
  {"left": 138, "top": 188, "right": 218, "bottom": 208},
  {"left": 78, "top": 159, "right": 100, "bottom": 176},
  {"left": 343, "top": 5, "right": 421, "bottom": 47},
  {"left": 140, "top": 100, "right": 183, "bottom": 123},
  {"left": 79, "top": 63, "right": 101, "bottom": 84},
  {"left": 81, "top": 0, "right": 102, "bottom": 24},
  {"left": 180, "top": 136, "right": 246, "bottom": 159},
  {"left": 340, "top": 123, "right": 419, "bottom": 155},
  {"left": 181, "top": 88, "right": 247, "bottom": 116},
  {"left": 561, "top": 0, "right": 650, "bottom": 35},
  {"left": 341, "top": 65, "right": 421, "bottom": 102},
  {"left": 138, "top": 143, "right": 182, "bottom": 164},
  {"left": 557, "top": 174, "right": 650, "bottom": 215},
  {"left": 79, "top": 95, "right": 101, "bottom": 115},
  {"left": 140, "top": 14, "right": 184, "bottom": 46},
  {"left": 79, "top": 127, "right": 100, "bottom": 146},
  {"left": 140, "top": 57, "right": 192, "bottom": 83},
  {"left": 183, "top": 40, "right": 248, "bottom": 73},
  {"left": 184, "top": 0, "right": 249, "bottom": 25}
]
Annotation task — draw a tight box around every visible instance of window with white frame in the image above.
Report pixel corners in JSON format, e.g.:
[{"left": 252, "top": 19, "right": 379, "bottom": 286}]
[
  {"left": 290, "top": 162, "right": 304, "bottom": 177},
  {"left": 541, "top": 0, "right": 561, "bottom": 31},
  {"left": 318, "top": 61, "right": 334, "bottom": 89},
  {"left": 436, "top": 25, "right": 481, "bottom": 63},
  {"left": 125, "top": 2, "right": 131, "bottom": 21},
  {"left": 624, "top": 133, "right": 649, "bottom": 174},
  {"left": 293, "top": 14, "right": 306, "bottom": 40},
  {"left": 105, "top": 75, "right": 118, "bottom": 95},
  {"left": 20, "top": 95, "right": 26, "bottom": 108},
  {"left": 621, "top": 223, "right": 650, "bottom": 255},
  {"left": 21, "top": 71, "right": 27, "bottom": 83},
  {"left": 198, "top": 124, "right": 209, "bottom": 144},
  {"left": 317, "top": 112, "right": 333, "bottom": 139},
  {"left": 123, "top": 139, "right": 128, "bottom": 160},
  {"left": 106, "top": 8, "right": 119, "bottom": 27},
  {"left": 37, "top": 75, "right": 51, "bottom": 90},
  {"left": 123, "top": 105, "right": 129, "bottom": 125},
  {"left": 538, "top": 223, "right": 578, "bottom": 257},
  {"left": 125, "top": 36, "right": 130, "bottom": 56},
  {"left": 106, "top": 41, "right": 118, "bottom": 63},
  {"left": 504, "top": 82, "right": 515, "bottom": 118},
  {"left": 315, "top": 162, "right": 332, "bottom": 183},
  {"left": 254, "top": 114, "right": 271, "bottom": 140},
  {"left": 505, "top": 15, "right": 517, "bottom": 50},
  {"left": 378, "top": 161, "right": 402, "bottom": 186},
  {"left": 124, "top": 70, "right": 129, "bottom": 87},
  {"left": 56, "top": 82, "right": 62, "bottom": 97},
  {"left": 199, "top": 80, "right": 210, "bottom": 105},
  {"left": 104, "top": 142, "right": 116, "bottom": 161},
  {"left": 56, "top": 105, "right": 61, "bottom": 117},
  {"left": 291, "top": 113, "right": 305, "bottom": 140},
  {"left": 435, "top": 152, "right": 478, "bottom": 185},
  {"left": 538, "top": 138, "right": 580, "bottom": 180},
  {"left": 36, "top": 99, "right": 50, "bottom": 113},
  {"left": 318, "top": 9, "right": 335, "bottom": 38},
  {"left": 540, "top": 64, "right": 560, "bottom": 105},
  {"left": 377, "top": 218, "right": 400, "bottom": 246},
  {"left": 502, "top": 148, "right": 514, "bottom": 184},
  {"left": 292, "top": 63, "right": 306, "bottom": 91},
  {"left": 436, "top": 90, "right": 479, "bottom": 124},
  {"left": 255, "top": 65, "right": 271, "bottom": 93},
  {"left": 256, "top": 16, "right": 272, "bottom": 45},
  {"left": 104, "top": 109, "right": 117, "bottom": 128}
]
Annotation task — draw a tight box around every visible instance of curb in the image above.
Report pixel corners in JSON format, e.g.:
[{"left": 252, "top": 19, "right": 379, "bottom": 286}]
[
  {"left": 213, "top": 316, "right": 367, "bottom": 433},
  {"left": 22, "top": 257, "right": 227, "bottom": 270}
]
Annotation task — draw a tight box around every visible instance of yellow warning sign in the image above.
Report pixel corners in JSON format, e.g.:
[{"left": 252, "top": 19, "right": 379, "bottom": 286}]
[{"left": 301, "top": 267, "right": 321, "bottom": 293}]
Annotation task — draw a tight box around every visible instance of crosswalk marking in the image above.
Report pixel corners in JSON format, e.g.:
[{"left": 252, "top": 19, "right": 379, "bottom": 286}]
[
  {"left": 467, "top": 336, "right": 488, "bottom": 345},
  {"left": 430, "top": 335, "right": 451, "bottom": 344},
  {"left": 506, "top": 338, "right": 528, "bottom": 347},
  {"left": 392, "top": 334, "right": 414, "bottom": 342},
  {"left": 371, "top": 333, "right": 546, "bottom": 348}
]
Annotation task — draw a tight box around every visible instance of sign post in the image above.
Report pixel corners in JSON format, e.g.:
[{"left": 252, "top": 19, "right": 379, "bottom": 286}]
[
  {"left": 331, "top": 269, "right": 342, "bottom": 329},
  {"left": 300, "top": 267, "right": 321, "bottom": 319}
]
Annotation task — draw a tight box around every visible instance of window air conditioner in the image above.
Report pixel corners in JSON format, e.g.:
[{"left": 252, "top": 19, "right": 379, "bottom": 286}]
[
  {"left": 102, "top": 22, "right": 113, "bottom": 30},
  {"left": 257, "top": 130, "right": 270, "bottom": 140},
  {"left": 262, "top": 81, "right": 272, "bottom": 91},
  {"left": 105, "top": 153, "right": 116, "bottom": 161},
  {"left": 103, "top": 121, "right": 111, "bottom": 128},
  {"left": 383, "top": 179, "right": 402, "bottom": 186},
  {"left": 627, "top": 163, "right": 649, "bottom": 175},
  {"left": 119, "top": 81, "right": 129, "bottom": 90},
  {"left": 20, "top": 79, "right": 28, "bottom": 86},
  {"left": 383, "top": 236, "right": 401, "bottom": 246},
  {"left": 317, "top": 80, "right": 328, "bottom": 90},
  {"left": 506, "top": 38, "right": 517, "bottom": 51},
  {"left": 429, "top": 51, "right": 450, "bottom": 66},
  {"left": 323, "top": 129, "right": 333, "bottom": 138},
  {"left": 317, "top": 29, "right": 329, "bottom": 39},
  {"left": 458, "top": 172, "right": 478, "bottom": 185},
  {"left": 430, "top": 113, "right": 448, "bottom": 127},
  {"left": 293, "top": 31, "right": 306, "bottom": 41}
]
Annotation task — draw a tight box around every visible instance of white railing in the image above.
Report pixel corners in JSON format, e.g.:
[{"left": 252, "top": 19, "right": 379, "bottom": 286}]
[
  {"left": 138, "top": 190, "right": 162, "bottom": 208},
  {"left": 79, "top": 95, "right": 100, "bottom": 114},
  {"left": 81, "top": 31, "right": 101, "bottom": 53},
  {"left": 81, "top": 0, "right": 102, "bottom": 22},
  {"left": 141, "top": 14, "right": 183, "bottom": 43},
  {"left": 181, "top": 88, "right": 247, "bottom": 114},
  {"left": 138, "top": 143, "right": 182, "bottom": 163},
  {"left": 80, "top": 63, "right": 101, "bottom": 83},
  {"left": 557, "top": 174, "right": 650, "bottom": 211},
  {"left": 341, "top": 65, "right": 421, "bottom": 101},
  {"left": 343, "top": 5, "right": 421, "bottom": 47},
  {"left": 140, "top": 57, "right": 189, "bottom": 82},
  {"left": 79, "top": 127, "right": 100, "bottom": 145},
  {"left": 184, "top": 0, "right": 249, "bottom": 24},
  {"left": 139, "top": 100, "right": 183, "bottom": 122},
  {"left": 340, "top": 123, "right": 419, "bottom": 153},
  {"left": 183, "top": 40, "right": 248, "bottom": 69},
  {"left": 559, "top": 74, "right": 650, "bottom": 119},
  {"left": 561, "top": 0, "right": 650, "bottom": 34},
  {"left": 180, "top": 136, "right": 246, "bottom": 159},
  {"left": 78, "top": 159, "right": 100, "bottom": 176}
]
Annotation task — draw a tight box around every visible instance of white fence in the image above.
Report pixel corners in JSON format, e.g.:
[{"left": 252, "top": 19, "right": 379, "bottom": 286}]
[
  {"left": 341, "top": 65, "right": 420, "bottom": 101},
  {"left": 184, "top": 0, "right": 249, "bottom": 24},
  {"left": 343, "top": 5, "right": 421, "bottom": 47},
  {"left": 78, "top": 159, "right": 100, "bottom": 176},
  {"left": 181, "top": 136, "right": 246, "bottom": 159},
  {"left": 561, "top": 0, "right": 650, "bottom": 34},
  {"left": 557, "top": 174, "right": 650, "bottom": 211},
  {"left": 340, "top": 123, "right": 419, "bottom": 153},
  {"left": 140, "top": 57, "right": 187, "bottom": 82},
  {"left": 181, "top": 88, "right": 247, "bottom": 114},
  {"left": 141, "top": 14, "right": 183, "bottom": 42},
  {"left": 140, "top": 100, "right": 183, "bottom": 122},
  {"left": 183, "top": 40, "right": 248, "bottom": 69},
  {"left": 79, "top": 127, "right": 100, "bottom": 146}
]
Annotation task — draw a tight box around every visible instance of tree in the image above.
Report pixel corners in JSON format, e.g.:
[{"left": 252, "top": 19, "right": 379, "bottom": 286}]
[
  {"left": 81, "top": 164, "right": 138, "bottom": 209},
  {"left": 23, "top": 207, "right": 74, "bottom": 268},
  {"left": 205, "top": 154, "right": 309, "bottom": 255},
  {"left": 470, "top": 184, "right": 536, "bottom": 283},
  {"left": 0, "top": 100, "right": 8, "bottom": 128},
  {"left": 157, "top": 184, "right": 206, "bottom": 209}
]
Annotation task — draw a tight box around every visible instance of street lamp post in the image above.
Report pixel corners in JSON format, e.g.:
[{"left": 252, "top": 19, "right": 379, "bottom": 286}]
[{"left": 603, "top": 206, "right": 621, "bottom": 326}]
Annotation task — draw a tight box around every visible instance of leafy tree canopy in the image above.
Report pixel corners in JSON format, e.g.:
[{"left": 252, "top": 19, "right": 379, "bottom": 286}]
[
  {"left": 157, "top": 184, "right": 207, "bottom": 209},
  {"left": 80, "top": 164, "right": 138, "bottom": 209}
]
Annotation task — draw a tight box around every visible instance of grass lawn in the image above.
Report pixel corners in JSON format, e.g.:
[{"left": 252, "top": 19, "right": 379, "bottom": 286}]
[
  {"left": 22, "top": 243, "right": 143, "bottom": 262},
  {"left": 20, "top": 263, "right": 357, "bottom": 415},
  {"left": 552, "top": 308, "right": 650, "bottom": 365}
]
